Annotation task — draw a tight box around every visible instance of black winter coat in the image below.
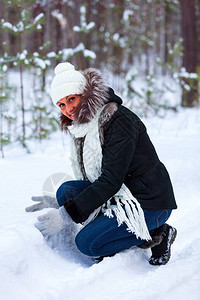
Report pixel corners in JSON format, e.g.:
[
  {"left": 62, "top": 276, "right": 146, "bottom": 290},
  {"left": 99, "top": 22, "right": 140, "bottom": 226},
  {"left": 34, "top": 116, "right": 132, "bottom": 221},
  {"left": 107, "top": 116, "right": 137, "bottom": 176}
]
[{"left": 64, "top": 88, "right": 177, "bottom": 224}]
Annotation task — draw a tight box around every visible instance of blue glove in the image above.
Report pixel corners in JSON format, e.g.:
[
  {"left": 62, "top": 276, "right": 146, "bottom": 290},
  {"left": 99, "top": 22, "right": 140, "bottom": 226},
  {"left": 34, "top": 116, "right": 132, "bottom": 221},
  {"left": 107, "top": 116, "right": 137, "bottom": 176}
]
[{"left": 35, "top": 207, "right": 71, "bottom": 238}]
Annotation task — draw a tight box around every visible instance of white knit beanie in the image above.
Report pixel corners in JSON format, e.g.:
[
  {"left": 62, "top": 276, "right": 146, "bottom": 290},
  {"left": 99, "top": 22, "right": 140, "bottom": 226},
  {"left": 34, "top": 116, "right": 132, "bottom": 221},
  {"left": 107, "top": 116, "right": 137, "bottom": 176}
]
[{"left": 50, "top": 62, "right": 87, "bottom": 106}]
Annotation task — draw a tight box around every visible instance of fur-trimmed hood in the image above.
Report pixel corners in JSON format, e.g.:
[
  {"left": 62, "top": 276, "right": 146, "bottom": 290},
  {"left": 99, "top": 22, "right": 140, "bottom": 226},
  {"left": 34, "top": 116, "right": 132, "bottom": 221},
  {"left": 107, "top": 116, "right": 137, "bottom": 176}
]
[{"left": 60, "top": 68, "right": 122, "bottom": 130}]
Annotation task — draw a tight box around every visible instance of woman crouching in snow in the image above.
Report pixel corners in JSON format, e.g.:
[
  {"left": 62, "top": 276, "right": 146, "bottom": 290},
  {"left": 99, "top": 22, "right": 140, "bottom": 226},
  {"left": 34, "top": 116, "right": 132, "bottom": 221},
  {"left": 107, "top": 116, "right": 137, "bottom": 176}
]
[{"left": 26, "top": 62, "right": 177, "bottom": 266}]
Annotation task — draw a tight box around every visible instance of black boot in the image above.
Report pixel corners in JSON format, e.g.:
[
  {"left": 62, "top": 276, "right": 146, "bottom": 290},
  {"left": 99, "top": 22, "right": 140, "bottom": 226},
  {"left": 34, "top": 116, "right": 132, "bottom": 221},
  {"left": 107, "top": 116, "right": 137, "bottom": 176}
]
[
  {"left": 137, "top": 235, "right": 163, "bottom": 249},
  {"left": 149, "top": 223, "right": 177, "bottom": 266},
  {"left": 137, "top": 223, "right": 168, "bottom": 249}
]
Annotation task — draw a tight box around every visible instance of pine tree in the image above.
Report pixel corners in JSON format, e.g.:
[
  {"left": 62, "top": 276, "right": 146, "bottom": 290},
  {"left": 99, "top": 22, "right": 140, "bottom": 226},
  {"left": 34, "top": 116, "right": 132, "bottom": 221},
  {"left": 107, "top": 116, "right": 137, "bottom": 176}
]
[
  {"left": 1, "top": 0, "right": 44, "bottom": 149},
  {"left": 0, "top": 55, "right": 16, "bottom": 158}
]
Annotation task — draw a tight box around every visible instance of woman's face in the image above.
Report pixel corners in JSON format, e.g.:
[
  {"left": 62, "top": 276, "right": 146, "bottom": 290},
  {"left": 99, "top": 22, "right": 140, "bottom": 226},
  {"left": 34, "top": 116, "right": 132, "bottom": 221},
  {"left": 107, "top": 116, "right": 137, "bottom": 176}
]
[{"left": 56, "top": 94, "right": 81, "bottom": 120}]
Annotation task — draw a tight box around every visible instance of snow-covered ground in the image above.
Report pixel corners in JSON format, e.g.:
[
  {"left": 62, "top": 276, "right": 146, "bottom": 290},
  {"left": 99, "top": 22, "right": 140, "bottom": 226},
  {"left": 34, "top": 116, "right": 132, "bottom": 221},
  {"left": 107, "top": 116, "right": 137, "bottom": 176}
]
[{"left": 0, "top": 107, "right": 200, "bottom": 300}]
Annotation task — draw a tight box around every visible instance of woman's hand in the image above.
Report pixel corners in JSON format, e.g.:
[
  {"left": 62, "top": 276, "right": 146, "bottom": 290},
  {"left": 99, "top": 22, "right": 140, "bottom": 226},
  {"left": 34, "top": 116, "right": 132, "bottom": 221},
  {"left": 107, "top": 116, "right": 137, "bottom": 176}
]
[
  {"left": 34, "top": 207, "right": 71, "bottom": 238},
  {"left": 25, "top": 195, "right": 59, "bottom": 212}
]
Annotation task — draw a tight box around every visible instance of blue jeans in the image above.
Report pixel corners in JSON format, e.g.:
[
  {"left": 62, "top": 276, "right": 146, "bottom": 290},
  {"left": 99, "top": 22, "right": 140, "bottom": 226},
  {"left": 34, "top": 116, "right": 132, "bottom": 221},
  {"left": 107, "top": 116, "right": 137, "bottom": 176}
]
[{"left": 56, "top": 180, "right": 172, "bottom": 257}]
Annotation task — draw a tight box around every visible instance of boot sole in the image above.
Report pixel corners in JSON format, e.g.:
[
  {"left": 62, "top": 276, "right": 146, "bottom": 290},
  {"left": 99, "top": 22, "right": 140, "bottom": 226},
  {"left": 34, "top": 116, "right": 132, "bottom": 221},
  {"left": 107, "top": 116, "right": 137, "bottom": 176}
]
[{"left": 149, "top": 227, "right": 177, "bottom": 266}]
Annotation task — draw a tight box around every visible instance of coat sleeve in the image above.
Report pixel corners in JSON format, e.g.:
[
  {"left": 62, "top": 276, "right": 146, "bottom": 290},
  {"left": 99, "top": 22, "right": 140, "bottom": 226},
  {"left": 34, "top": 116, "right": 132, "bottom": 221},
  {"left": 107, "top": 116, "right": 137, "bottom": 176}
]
[{"left": 64, "top": 111, "right": 141, "bottom": 223}]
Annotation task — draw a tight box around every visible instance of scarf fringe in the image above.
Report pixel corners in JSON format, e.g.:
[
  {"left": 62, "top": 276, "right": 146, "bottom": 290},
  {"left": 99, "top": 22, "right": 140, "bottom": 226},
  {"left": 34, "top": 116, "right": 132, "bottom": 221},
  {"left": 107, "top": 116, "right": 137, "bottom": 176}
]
[{"left": 103, "top": 197, "right": 151, "bottom": 240}]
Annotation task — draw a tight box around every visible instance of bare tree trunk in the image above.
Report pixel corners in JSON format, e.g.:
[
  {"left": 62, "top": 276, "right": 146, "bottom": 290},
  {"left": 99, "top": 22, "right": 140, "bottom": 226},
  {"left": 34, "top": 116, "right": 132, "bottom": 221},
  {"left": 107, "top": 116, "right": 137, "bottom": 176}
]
[
  {"left": 18, "top": 33, "right": 26, "bottom": 148},
  {"left": 163, "top": 2, "right": 170, "bottom": 75},
  {"left": 180, "top": 0, "right": 198, "bottom": 107},
  {"left": 196, "top": 0, "right": 200, "bottom": 66},
  {"left": 19, "top": 64, "right": 26, "bottom": 147},
  {"left": 144, "top": 14, "right": 150, "bottom": 76}
]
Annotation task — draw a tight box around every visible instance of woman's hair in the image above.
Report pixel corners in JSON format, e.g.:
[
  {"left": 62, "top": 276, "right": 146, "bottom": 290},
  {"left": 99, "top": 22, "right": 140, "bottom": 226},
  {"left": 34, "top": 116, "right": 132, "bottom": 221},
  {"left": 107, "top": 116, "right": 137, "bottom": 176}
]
[{"left": 59, "top": 113, "right": 72, "bottom": 130}]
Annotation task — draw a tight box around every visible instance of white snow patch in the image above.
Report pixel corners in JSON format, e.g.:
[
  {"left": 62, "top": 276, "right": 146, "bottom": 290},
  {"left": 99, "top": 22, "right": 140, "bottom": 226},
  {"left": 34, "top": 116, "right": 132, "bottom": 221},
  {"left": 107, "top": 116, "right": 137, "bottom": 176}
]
[
  {"left": 34, "top": 13, "right": 44, "bottom": 24},
  {"left": 84, "top": 49, "right": 96, "bottom": 59}
]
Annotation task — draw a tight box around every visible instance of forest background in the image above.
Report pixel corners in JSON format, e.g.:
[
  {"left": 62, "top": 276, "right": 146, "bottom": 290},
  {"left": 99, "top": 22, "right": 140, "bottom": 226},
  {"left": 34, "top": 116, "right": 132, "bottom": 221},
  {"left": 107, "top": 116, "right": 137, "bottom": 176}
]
[{"left": 0, "top": 0, "right": 199, "bottom": 157}]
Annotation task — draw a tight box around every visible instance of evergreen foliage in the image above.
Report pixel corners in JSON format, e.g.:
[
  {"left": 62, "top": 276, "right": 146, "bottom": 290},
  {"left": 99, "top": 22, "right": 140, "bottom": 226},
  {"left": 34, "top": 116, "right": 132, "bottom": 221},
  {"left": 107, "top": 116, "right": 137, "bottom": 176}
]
[{"left": 0, "top": 0, "right": 199, "bottom": 156}]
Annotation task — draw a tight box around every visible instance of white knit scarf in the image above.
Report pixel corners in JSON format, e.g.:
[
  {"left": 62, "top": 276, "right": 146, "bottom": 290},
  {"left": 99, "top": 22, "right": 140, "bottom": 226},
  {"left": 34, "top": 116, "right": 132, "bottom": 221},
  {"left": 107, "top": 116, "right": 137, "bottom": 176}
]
[{"left": 68, "top": 108, "right": 151, "bottom": 241}]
